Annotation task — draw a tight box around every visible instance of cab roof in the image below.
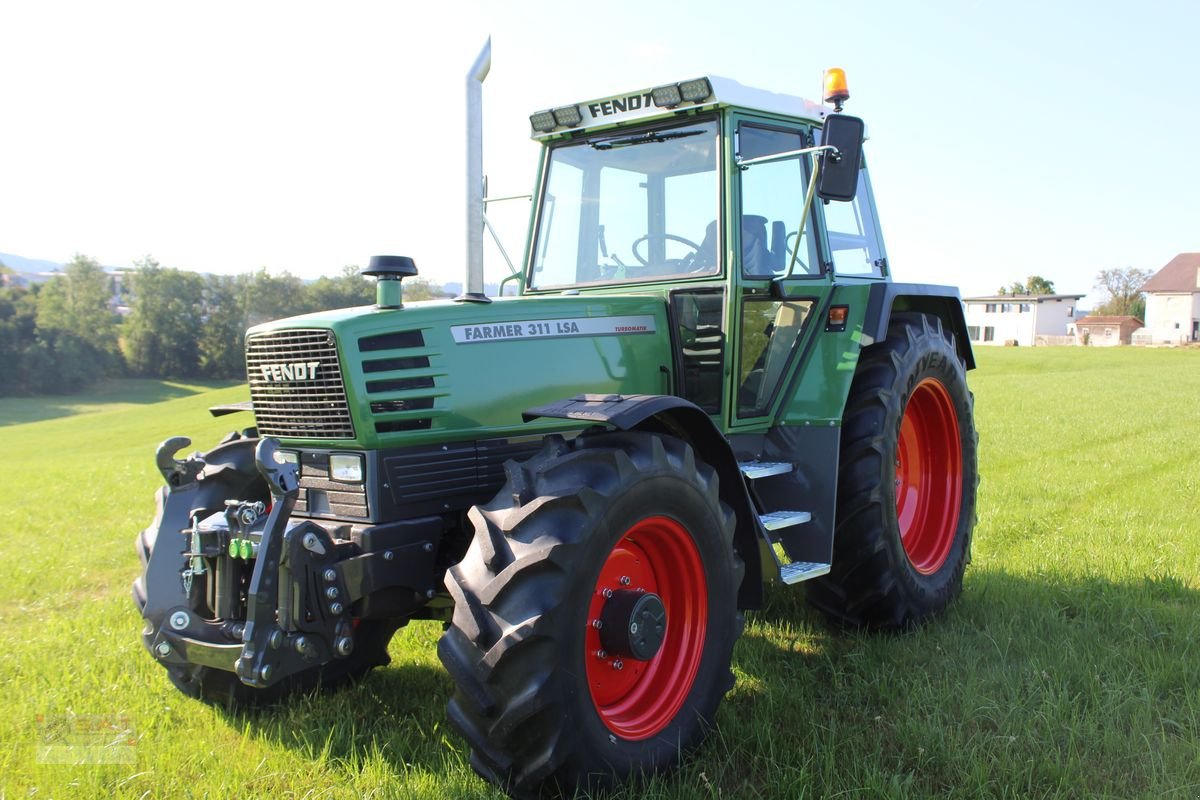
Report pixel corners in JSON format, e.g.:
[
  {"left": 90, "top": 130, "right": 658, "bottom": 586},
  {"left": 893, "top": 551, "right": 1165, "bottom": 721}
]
[{"left": 529, "top": 75, "right": 832, "bottom": 141}]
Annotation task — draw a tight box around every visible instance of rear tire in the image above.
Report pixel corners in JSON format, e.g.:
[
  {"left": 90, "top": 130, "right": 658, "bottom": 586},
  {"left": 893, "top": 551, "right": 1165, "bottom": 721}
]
[
  {"left": 439, "top": 432, "right": 743, "bottom": 798},
  {"left": 808, "top": 313, "right": 978, "bottom": 629}
]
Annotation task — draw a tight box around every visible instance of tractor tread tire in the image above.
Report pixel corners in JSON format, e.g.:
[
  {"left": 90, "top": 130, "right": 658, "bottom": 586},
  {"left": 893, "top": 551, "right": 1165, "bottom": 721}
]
[
  {"left": 440, "top": 432, "right": 743, "bottom": 798},
  {"left": 808, "top": 312, "right": 978, "bottom": 630}
]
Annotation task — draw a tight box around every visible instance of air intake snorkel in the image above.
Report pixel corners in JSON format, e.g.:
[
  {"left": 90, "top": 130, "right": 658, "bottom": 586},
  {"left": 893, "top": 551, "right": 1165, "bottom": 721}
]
[{"left": 362, "top": 255, "right": 418, "bottom": 309}]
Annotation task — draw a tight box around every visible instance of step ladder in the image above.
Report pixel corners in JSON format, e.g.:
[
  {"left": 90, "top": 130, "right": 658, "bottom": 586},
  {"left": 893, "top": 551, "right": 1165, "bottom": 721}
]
[{"left": 739, "top": 461, "right": 831, "bottom": 586}]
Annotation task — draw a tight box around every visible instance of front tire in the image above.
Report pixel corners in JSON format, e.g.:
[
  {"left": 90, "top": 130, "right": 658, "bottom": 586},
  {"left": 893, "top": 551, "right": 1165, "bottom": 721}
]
[
  {"left": 808, "top": 313, "right": 978, "bottom": 629},
  {"left": 439, "top": 432, "right": 743, "bottom": 798}
]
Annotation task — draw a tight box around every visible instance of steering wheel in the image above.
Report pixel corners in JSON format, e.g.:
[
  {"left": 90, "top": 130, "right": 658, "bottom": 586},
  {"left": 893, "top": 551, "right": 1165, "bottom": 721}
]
[{"left": 631, "top": 233, "right": 702, "bottom": 266}]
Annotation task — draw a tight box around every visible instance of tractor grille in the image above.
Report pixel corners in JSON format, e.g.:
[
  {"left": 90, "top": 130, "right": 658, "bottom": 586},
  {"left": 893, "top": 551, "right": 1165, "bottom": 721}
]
[{"left": 246, "top": 329, "right": 355, "bottom": 439}]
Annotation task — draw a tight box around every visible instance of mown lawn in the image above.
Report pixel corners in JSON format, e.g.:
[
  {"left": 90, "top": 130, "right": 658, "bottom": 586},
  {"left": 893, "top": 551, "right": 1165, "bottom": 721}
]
[{"left": 0, "top": 348, "right": 1197, "bottom": 799}]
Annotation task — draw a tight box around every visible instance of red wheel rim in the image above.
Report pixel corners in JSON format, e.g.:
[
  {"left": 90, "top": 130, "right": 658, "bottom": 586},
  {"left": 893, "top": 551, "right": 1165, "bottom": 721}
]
[
  {"left": 585, "top": 516, "right": 707, "bottom": 740},
  {"left": 895, "top": 378, "right": 963, "bottom": 574}
]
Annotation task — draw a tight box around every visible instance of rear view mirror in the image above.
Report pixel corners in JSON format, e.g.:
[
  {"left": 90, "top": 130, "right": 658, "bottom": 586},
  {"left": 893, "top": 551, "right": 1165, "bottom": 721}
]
[{"left": 817, "top": 114, "right": 865, "bottom": 202}]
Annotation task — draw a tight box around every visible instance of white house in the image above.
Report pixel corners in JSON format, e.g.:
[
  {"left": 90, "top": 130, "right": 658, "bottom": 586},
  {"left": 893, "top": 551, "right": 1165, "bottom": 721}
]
[
  {"left": 962, "top": 293, "right": 1084, "bottom": 346},
  {"left": 1141, "top": 253, "right": 1200, "bottom": 345}
]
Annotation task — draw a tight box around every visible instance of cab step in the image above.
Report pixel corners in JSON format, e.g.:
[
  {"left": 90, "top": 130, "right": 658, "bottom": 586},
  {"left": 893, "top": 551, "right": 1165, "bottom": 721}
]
[
  {"left": 779, "top": 561, "right": 831, "bottom": 585},
  {"left": 759, "top": 510, "right": 812, "bottom": 531},
  {"left": 738, "top": 460, "right": 793, "bottom": 480}
]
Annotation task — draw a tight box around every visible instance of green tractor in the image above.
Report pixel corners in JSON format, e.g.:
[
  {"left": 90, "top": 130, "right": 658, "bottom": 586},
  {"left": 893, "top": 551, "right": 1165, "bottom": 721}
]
[{"left": 134, "top": 49, "right": 977, "bottom": 797}]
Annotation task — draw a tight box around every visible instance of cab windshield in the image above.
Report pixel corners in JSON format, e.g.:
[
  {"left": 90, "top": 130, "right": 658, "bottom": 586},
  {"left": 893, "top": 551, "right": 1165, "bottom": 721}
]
[{"left": 529, "top": 118, "right": 720, "bottom": 290}]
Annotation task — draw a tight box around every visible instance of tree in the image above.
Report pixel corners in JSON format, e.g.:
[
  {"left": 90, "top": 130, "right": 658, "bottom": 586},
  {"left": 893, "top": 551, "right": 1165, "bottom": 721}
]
[
  {"left": 199, "top": 273, "right": 251, "bottom": 379},
  {"left": 1094, "top": 267, "right": 1151, "bottom": 319},
  {"left": 998, "top": 275, "right": 1056, "bottom": 296},
  {"left": 123, "top": 258, "right": 206, "bottom": 377},
  {"left": 0, "top": 286, "right": 36, "bottom": 395},
  {"left": 304, "top": 265, "right": 376, "bottom": 310},
  {"left": 34, "top": 254, "right": 123, "bottom": 381},
  {"left": 397, "top": 277, "right": 448, "bottom": 302}
]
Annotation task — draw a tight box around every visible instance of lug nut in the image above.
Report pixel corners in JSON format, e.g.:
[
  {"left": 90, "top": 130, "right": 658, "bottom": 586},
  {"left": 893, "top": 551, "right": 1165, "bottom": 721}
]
[
  {"left": 612, "top": 660, "right": 624, "bottom": 671},
  {"left": 594, "top": 649, "right": 608, "bottom": 659},
  {"left": 619, "top": 576, "right": 631, "bottom": 586},
  {"left": 591, "top": 619, "right": 603, "bottom": 629},
  {"left": 602, "top": 588, "right": 613, "bottom": 598}
]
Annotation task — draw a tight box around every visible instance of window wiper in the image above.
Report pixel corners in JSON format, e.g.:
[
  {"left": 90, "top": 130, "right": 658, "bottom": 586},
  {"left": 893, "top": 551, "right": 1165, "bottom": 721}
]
[{"left": 590, "top": 129, "right": 705, "bottom": 150}]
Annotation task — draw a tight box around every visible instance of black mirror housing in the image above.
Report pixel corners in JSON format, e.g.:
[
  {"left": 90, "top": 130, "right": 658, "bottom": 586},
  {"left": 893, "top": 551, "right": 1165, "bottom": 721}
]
[{"left": 817, "top": 114, "right": 865, "bottom": 202}]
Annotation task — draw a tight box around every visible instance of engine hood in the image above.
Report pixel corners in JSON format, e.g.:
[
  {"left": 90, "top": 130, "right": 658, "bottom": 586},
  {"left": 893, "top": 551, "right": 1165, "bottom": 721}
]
[{"left": 244, "top": 294, "right": 673, "bottom": 450}]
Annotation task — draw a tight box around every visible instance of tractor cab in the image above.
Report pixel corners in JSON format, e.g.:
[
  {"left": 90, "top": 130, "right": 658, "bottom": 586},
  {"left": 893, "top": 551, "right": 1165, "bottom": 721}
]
[{"left": 522, "top": 74, "right": 883, "bottom": 428}]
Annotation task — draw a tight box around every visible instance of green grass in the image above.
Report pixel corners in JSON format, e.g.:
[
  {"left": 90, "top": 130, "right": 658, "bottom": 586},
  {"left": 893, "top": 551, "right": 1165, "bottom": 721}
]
[{"left": 1, "top": 348, "right": 1197, "bottom": 799}]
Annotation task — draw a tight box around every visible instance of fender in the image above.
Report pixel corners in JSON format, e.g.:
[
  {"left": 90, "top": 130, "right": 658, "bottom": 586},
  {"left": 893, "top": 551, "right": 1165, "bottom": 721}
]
[
  {"left": 524, "top": 394, "right": 765, "bottom": 608},
  {"left": 864, "top": 282, "right": 976, "bottom": 369}
]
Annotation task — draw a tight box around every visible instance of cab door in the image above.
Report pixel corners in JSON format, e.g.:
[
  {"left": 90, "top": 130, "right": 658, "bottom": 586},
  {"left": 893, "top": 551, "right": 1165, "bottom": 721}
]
[{"left": 727, "top": 116, "right": 831, "bottom": 431}]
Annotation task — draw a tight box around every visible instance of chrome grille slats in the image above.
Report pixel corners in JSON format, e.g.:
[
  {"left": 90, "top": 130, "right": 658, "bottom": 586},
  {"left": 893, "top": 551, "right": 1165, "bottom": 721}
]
[{"left": 246, "top": 329, "right": 355, "bottom": 439}]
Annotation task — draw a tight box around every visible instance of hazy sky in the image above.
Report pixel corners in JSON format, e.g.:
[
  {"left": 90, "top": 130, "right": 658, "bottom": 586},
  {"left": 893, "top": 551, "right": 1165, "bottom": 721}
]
[{"left": 3, "top": 0, "right": 1197, "bottom": 307}]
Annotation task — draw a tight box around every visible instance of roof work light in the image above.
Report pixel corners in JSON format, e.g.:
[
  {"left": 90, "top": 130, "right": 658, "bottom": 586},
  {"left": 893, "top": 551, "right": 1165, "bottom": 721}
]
[{"left": 823, "top": 67, "right": 849, "bottom": 112}]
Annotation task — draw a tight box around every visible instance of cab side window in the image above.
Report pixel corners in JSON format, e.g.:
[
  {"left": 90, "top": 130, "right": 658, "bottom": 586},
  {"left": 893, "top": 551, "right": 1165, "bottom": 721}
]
[
  {"left": 816, "top": 129, "right": 885, "bottom": 276},
  {"left": 738, "top": 124, "right": 820, "bottom": 277}
]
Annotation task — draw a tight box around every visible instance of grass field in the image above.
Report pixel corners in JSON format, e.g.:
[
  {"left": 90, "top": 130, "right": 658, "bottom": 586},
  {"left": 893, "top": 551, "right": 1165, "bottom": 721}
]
[{"left": 1, "top": 348, "right": 1197, "bottom": 799}]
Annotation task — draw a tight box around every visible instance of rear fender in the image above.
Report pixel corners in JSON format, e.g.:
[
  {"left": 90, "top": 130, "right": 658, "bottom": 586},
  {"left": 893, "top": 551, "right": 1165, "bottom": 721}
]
[{"left": 864, "top": 283, "right": 976, "bottom": 369}]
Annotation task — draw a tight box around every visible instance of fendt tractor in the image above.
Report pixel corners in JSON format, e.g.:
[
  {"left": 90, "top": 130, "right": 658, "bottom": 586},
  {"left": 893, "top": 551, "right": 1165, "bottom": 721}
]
[{"left": 135, "top": 44, "right": 978, "bottom": 798}]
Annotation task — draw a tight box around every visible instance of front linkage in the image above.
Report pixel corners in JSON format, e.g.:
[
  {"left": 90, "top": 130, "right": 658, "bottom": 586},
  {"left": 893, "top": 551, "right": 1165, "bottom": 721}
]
[{"left": 139, "top": 436, "right": 430, "bottom": 696}]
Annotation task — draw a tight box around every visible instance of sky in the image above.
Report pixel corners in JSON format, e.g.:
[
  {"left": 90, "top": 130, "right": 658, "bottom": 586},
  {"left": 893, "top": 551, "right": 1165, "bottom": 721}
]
[{"left": 2, "top": 0, "right": 1198, "bottom": 308}]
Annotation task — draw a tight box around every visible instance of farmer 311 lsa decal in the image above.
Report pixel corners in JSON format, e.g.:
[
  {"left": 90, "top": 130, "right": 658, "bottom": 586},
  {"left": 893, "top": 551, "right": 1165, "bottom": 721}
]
[{"left": 134, "top": 48, "right": 978, "bottom": 798}]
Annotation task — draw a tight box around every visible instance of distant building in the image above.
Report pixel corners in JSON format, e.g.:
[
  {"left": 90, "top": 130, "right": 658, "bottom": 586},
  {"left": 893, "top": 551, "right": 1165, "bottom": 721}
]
[
  {"left": 1075, "top": 315, "right": 1142, "bottom": 346},
  {"left": 962, "top": 293, "right": 1085, "bottom": 346},
  {"left": 1140, "top": 253, "right": 1200, "bottom": 345}
]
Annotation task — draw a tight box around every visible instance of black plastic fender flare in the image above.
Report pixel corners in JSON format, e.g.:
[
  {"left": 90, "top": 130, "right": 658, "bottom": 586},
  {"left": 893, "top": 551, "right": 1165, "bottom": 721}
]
[
  {"left": 864, "top": 282, "right": 976, "bottom": 370},
  {"left": 523, "top": 394, "right": 765, "bottom": 609}
]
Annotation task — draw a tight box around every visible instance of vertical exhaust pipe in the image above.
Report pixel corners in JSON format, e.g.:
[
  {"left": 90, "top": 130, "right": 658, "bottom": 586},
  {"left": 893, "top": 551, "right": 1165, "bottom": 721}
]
[{"left": 463, "top": 38, "right": 491, "bottom": 300}]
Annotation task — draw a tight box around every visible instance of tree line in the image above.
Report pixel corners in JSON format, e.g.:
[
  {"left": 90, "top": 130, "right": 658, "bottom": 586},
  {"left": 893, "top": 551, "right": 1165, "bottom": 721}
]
[
  {"left": 995, "top": 269, "right": 1151, "bottom": 319},
  {"left": 0, "top": 255, "right": 445, "bottom": 397}
]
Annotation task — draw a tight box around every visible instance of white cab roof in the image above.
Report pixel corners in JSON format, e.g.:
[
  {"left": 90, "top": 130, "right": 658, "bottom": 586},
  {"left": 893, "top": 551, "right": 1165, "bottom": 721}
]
[{"left": 531, "top": 75, "right": 833, "bottom": 140}]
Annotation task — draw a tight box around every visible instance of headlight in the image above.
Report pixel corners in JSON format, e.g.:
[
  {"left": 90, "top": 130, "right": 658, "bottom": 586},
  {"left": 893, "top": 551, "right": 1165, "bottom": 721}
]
[{"left": 329, "top": 453, "right": 364, "bottom": 483}]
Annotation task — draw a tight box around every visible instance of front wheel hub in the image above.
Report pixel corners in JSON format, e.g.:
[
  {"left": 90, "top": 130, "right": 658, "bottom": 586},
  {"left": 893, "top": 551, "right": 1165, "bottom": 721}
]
[{"left": 600, "top": 590, "right": 666, "bottom": 661}]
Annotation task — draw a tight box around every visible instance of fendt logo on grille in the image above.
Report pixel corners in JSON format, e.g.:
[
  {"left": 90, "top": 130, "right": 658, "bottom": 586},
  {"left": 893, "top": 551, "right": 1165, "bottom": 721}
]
[{"left": 259, "top": 361, "right": 321, "bottom": 382}]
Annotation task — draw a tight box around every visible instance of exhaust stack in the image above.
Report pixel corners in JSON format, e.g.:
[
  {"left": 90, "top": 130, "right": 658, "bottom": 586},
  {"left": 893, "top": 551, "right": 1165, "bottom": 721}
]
[{"left": 464, "top": 39, "right": 491, "bottom": 300}]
